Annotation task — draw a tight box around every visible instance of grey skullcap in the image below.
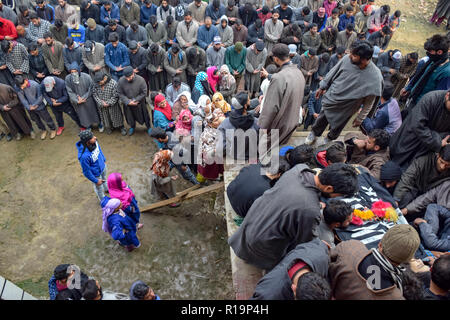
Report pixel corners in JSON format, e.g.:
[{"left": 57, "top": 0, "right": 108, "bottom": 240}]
[
  {"left": 129, "top": 40, "right": 138, "bottom": 50},
  {"left": 123, "top": 66, "right": 134, "bottom": 77},
  {"left": 93, "top": 71, "right": 106, "bottom": 83}
]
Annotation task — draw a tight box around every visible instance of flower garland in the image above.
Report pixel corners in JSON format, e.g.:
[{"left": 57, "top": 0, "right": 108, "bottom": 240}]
[{"left": 351, "top": 200, "right": 399, "bottom": 226}]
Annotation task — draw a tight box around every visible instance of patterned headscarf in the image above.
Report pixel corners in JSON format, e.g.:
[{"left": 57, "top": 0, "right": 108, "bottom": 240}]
[
  {"left": 107, "top": 173, "right": 135, "bottom": 210},
  {"left": 151, "top": 150, "right": 173, "bottom": 178},
  {"left": 175, "top": 108, "right": 193, "bottom": 136},
  {"left": 219, "top": 65, "right": 235, "bottom": 91},
  {"left": 194, "top": 71, "right": 208, "bottom": 95},
  {"left": 212, "top": 92, "right": 231, "bottom": 114}
]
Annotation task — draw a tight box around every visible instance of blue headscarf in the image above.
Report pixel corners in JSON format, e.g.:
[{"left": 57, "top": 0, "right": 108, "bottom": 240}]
[{"left": 194, "top": 71, "right": 208, "bottom": 95}]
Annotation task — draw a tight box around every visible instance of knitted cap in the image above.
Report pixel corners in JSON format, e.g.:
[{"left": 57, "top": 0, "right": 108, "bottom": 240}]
[
  {"left": 235, "top": 42, "right": 243, "bottom": 52},
  {"left": 381, "top": 224, "right": 420, "bottom": 265},
  {"left": 380, "top": 161, "right": 402, "bottom": 181},
  {"left": 78, "top": 129, "right": 94, "bottom": 143},
  {"left": 87, "top": 18, "right": 96, "bottom": 28}
]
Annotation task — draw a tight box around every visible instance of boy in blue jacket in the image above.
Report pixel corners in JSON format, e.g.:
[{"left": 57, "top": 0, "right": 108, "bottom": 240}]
[{"left": 76, "top": 129, "right": 108, "bottom": 202}]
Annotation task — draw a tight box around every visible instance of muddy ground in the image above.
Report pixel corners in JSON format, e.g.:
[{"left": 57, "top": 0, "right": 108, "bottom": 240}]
[
  {"left": 0, "top": 123, "right": 233, "bottom": 299},
  {"left": 0, "top": 0, "right": 447, "bottom": 300}
]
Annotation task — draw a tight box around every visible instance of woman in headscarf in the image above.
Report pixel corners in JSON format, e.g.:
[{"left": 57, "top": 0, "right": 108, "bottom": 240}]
[
  {"left": 171, "top": 91, "right": 196, "bottom": 122},
  {"left": 175, "top": 108, "right": 193, "bottom": 137},
  {"left": 102, "top": 198, "right": 141, "bottom": 252},
  {"left": 218, "top": 65, "right": 236, "bottom": 104},
  {"left": 191, "top": 71, "right": 214, "bottom": 104},
  {"left": 107, "top": 172, "right": 143, "bottom": 229},
  {"left": 150, "top": 149, "right": 180, "bottom": 207},
  {"left": 206, "top": 66, "right": 220, "bottom": 93},
  {"left": 212, "top": 92, "right": 231, "bottom": 115},
  {"left": 153, "top": 93, "right": 174, "bottom": 131},
  {"left": 196, "top": 111, "right": 224, "bottom": 183}
]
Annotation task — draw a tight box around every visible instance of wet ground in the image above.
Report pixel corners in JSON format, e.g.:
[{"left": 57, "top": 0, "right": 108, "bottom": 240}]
[{"left": 0, "top": 120, "right": 233, "bottom": 300}]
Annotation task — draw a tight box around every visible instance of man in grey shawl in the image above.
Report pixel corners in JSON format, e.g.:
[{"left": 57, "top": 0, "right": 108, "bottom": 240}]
[
  {"left": 65, "top": 62, "right": 100, "bottom": 130},
  {"left": 228, "top": 163, "right": 359, "bottom": 271},
  {"left": 93, "top": 72, "right": 127, "bottom": 136},
  {"left": 306, "top": 41, "right": 383, "bottom": 145},
  {"left": 117, "top": 66, "right": 151, "bottom": 136},
  {"left": 264, "top": 9, "right": 283, "bottom": 53},
  {"left": 258, "top": 43, "right": 305, "bottom": 146},
  {"left": 147, "top": 43, "right": 167, "bottom": 92},
  {"left": 82, "top": 40, "right": 107, "bottom": 78},
  {"left": 245, "top": 40, "right": 267, "bottom": 99}
]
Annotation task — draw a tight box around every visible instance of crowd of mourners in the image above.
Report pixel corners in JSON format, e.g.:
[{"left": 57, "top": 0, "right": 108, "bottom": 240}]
[{"left": 0, "top": 0, "right": 449, "bottom": 301}]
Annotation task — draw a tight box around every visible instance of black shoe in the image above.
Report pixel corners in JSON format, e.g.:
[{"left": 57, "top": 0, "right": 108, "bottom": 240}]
[
  {"left": 0, "top": 133, "right": 4, "bottom": 140},
  {"left": 6, "top": 133, "right": 12, "bottom": 142}
]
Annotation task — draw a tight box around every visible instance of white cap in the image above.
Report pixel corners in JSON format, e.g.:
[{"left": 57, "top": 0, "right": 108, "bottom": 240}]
[
  {"left": 288, "top": 44, "right": 297, "bottom": 54},
  {"left": 393, "top": 51, "right": 402, "bottom": 60}
]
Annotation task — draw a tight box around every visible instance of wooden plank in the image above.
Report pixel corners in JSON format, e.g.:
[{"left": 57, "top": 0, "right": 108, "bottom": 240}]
[{"left": 141, "top": 183, "right": 223, "bottom": 212}]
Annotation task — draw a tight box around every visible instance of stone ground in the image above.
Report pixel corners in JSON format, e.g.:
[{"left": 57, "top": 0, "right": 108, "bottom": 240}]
[{"left": 0, "top": 0, "right": 447, "bottom": 300}]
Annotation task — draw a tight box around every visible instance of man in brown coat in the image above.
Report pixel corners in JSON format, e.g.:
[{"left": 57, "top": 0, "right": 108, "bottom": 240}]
[
  {"left": 345, "top": 129, "right": 390, "bottom": 180},
  {"left": 258, "top": 43, "right": 305, "bottom": 146},
  {"left": 41, "top": 32, "right": 66, "bottom": 79},
  {"left": 329, "top": 224, "right": 420, "bottom": 300},
  {"left": 300, "top": 48, "right": 319, "bottom": 87}
]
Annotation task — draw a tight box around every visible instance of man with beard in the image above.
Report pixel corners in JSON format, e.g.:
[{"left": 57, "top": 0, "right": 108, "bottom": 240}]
[
  {"left": 55, "top": 0, "right": 78, "bottom": 24},
  {"left": 264, "top": 9, "right": 283, "bottom": 53},
  {"left": 0, "top": 82, "right": 34, "bottom": 140},
  {"left": 306, "top": 41, "right": 383, "bottom": 145},
  {"left": 76, "top": 129, "right": 108, "bottom": 202},
  {"left": 301, "top": 23, "right": 321, "bottom": 54},
  {"left": 336, "top": 23, "right": 357, "bottom": 54},
  {"left": 319, "top": 26, "right": 337, "bottom": 55},
  {"left": 41, "top": 32, "right": 66, "bottom": 79},
  {"left": 117, "top": 66, "right": 150, "bottom": 136},
  {"left": 65, "top": 62, "right": 100, "bottom": 131},
  {"left": 205, "top": 0, "right": 225, "bottom": 25},
  {"left": 228, "top": 163, "right": 359, "bottom": 271},
  {"left": 146, "top": 43, "right": 166, "bottom": 92},
  {"left": 42, "top": 76, "right": 82, "bottom": 136},
  {"left": 218, "top": 16, "right": 233, "bottom": 47},
  {"left": 401, "top": 34, "right": 450, "bottom": 112},
  {"left": 390, "top": 90, "right": 450, "bottom": 170},
  {"left": 258, "top": 43, "right": 305, "bottom": 145},
  {"left": 92, "top": 71, "right": 126, "bottom": 136}
]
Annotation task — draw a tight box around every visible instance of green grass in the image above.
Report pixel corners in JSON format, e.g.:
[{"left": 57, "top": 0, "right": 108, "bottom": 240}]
[{"left": 15, "top": 277, "right": 50, "bottom": 299}]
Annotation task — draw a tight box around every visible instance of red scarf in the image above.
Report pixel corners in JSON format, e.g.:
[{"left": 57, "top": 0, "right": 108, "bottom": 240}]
[{"left": 154, "top": 94, "right": 172, "bottom": 121}]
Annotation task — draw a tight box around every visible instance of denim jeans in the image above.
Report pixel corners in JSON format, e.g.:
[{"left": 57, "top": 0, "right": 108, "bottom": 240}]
[{"left": 92, "top": 166, "right": 108, "bottom": 202}]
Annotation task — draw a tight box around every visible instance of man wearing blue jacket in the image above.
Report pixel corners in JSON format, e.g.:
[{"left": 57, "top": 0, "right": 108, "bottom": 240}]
[
  {"left": 76, "top": 129, "right": 108, "bottom": 202},
  {"left": 100, "top": 0, "right": 120, "bottom": 26},
  {"left": 104, "top": 32, "right": 129, "bottom": 81},
  {"left": 197, "top": 16, "right": 219, "bottom": 50}
]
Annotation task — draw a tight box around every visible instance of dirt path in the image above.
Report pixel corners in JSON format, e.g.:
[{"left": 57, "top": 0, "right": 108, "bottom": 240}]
[{"left": 0, "top": 122, "right": 233, "bottom": 299}]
